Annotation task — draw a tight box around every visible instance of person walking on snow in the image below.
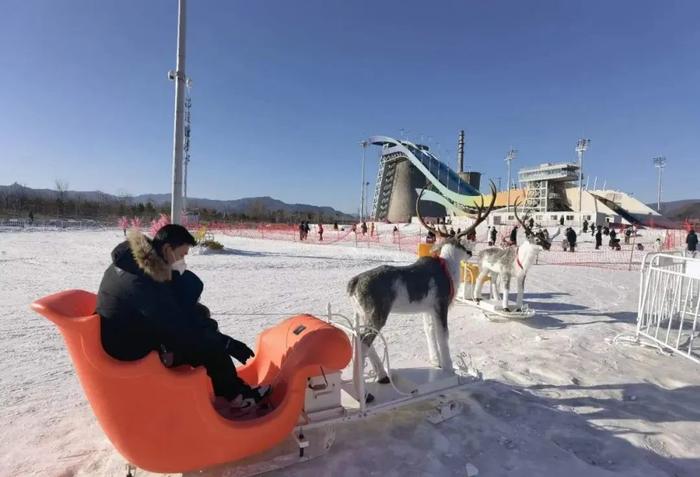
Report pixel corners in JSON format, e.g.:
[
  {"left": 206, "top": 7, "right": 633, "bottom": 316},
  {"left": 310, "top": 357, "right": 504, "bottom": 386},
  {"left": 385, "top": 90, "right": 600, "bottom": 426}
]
[
  {"left": 687, "top": 228, "right": 698, "bottom": 256},
  {"left": 566, "top": 227, "right": 577, "bottom": 252},
  {"left": 595, "top": 225, "right": 602, "bottom": 250},
  {"left": 96, "top": 225, "right": 271, "bottom": 418},
  {"left": 318, "top": 223, "right": 324, "bottom": 241},
  {"left": 509, "top": 225, "right": 518, "bottom": 245},
  {"left": 653, "top": 237, "right": 662, "bottom": 252},
  {"left": 489, "top": 226, "right": 497, "bottom": 246}
]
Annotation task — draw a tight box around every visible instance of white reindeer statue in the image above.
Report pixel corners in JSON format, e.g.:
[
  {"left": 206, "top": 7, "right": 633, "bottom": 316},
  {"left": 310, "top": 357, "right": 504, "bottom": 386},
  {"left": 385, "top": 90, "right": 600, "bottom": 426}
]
[
  {"left": 347, "top": 183, "right": 497, "bottom": 383},
  {"left": 472, "top": 200, "right": 558, "bottom": 312}
]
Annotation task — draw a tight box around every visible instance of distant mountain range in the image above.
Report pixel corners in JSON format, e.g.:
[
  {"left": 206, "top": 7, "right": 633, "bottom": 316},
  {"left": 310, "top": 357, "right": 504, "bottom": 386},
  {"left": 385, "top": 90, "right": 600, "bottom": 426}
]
[
  {"left": 647, "top": 199, "right": 700, "bottom": 220},
  {"left": 0, "top": 183, "right": 355, "bottom": 219}
]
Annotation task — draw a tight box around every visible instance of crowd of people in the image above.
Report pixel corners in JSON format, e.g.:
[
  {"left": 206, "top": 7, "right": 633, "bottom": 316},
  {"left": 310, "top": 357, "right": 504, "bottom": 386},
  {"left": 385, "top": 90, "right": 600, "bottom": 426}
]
[{"left": 479, "top": 221, "right": 698, "bottom": 255}]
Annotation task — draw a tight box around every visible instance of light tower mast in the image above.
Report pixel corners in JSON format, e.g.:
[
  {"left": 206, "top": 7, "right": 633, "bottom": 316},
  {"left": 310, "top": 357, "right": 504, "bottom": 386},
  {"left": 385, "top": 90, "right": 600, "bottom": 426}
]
[
  {"left": 169, "top": 0, "right": 187, "bottom": 224},
  {"left": 576, "top": 138, "right": 590, "bottom": 224},
  {"left": 653, "top": 156, "right": 667, "bottom": 213},
  {"left": 505, "top": 148, "right": 517, "bottom": 214}
]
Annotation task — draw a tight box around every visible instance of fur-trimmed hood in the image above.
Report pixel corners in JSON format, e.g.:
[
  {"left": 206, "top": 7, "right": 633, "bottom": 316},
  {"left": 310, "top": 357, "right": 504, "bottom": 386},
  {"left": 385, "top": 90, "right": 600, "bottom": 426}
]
[{"left": 122, "top": 229, "right": 172, "bottom": 282}]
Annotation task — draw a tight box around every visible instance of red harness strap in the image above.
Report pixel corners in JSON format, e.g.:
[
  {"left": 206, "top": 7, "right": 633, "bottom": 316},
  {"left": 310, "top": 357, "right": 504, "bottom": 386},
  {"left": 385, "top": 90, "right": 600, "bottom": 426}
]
[
  {"left": 437, "top": 257, "right": 455, "bottom": 303},
  {"left": 515, "top": 246, "right": 524, "bottom": 270}
]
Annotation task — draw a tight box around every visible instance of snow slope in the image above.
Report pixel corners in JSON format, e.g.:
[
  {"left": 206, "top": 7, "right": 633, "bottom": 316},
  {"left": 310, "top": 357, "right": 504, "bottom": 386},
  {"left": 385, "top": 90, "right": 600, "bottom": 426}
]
[{"left": 0, "top": 230, "right": 698, "bottom": 476}]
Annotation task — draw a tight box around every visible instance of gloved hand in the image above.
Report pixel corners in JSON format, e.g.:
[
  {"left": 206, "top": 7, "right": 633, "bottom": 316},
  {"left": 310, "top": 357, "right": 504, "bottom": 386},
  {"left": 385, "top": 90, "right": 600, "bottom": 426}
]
[{"left": 225, "top": 337, "right": 255, "bottom": 364}]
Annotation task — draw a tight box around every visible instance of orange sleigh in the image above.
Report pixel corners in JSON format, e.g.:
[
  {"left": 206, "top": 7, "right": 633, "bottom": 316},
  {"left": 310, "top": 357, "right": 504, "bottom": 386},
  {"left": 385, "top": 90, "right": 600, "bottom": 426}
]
[{"left": 31, "top": 290, "right": 352, "bottom": 474}]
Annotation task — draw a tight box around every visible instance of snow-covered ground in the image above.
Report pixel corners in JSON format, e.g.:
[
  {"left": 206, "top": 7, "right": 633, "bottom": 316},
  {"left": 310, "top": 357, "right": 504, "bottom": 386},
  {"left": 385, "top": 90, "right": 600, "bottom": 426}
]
[{"left": 1, "top": 229, "right": 698, "bottom": 476}]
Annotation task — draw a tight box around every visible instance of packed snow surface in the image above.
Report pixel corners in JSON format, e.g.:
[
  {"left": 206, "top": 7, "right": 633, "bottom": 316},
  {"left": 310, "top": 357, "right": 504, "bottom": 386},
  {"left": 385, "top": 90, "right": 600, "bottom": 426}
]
[{"left": 0, "top": 229, "right": 698, "bottom": 476}]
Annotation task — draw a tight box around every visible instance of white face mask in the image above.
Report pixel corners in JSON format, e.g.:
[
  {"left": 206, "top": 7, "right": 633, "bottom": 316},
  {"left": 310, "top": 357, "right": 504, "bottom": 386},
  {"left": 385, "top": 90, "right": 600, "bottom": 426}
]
[{"left": 171, "top": 259, "right": 187, "bottom": 275}]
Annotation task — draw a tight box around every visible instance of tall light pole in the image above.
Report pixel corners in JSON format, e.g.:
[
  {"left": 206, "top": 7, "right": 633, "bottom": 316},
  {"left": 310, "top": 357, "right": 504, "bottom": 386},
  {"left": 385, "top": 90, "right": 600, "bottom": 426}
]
[
  {"left": 505, "top": 148, "right": 517, "bottom": 213},
  {"left": 169, "top": 0, "right": 187, "bottom": 224},
  {"left": 576, "top": 138, "right": 590, "bottom": 224},
  {"left": 365, "top": 181, "right": 370, "bottom": 220},
  {"left": 360, "top": 141, "right": 368, "bottom": 221},
  {"left": 653, "top": 156, "right": 667, "bottom": 213}
]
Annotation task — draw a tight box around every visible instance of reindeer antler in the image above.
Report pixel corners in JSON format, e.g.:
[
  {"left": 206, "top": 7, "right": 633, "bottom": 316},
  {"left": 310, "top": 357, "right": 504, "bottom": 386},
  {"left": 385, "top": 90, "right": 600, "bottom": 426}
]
[
  {"left": 513, "top": 198, "right": 533, "bottom": 236},
  {"left": 416, "top": 183, "right": 449, "bottom": 238},
  {"left": 457, "top": 181, "right": 498, "bottom": 239}
]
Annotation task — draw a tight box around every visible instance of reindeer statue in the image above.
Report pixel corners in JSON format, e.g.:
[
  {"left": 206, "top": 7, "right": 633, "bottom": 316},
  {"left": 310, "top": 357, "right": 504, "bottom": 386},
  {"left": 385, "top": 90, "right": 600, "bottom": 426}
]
[
  {"left": 472, "top": 200, "right": 558, "bottom": 313},
  {"left": 347, "top": 183, "right": 497, "bottom": 383}
]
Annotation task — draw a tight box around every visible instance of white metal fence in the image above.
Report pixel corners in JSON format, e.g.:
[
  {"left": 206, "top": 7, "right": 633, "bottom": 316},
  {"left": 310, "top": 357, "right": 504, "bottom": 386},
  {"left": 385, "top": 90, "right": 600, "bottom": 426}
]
[{"left": 636, "top": 252, "right": 700, "bottom": 363}]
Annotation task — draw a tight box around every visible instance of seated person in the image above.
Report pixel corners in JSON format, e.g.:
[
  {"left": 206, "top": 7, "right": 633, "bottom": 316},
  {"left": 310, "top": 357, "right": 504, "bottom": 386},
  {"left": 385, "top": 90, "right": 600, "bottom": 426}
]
[{"left": 96, "top": 224, "right": 270, "bottom": 417}]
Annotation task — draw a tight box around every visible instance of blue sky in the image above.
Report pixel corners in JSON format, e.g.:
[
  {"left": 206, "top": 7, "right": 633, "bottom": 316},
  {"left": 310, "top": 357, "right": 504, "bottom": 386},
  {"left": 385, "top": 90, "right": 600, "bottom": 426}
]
[{"left": 1, "top": 1, "right": 698, "bottom": 213}]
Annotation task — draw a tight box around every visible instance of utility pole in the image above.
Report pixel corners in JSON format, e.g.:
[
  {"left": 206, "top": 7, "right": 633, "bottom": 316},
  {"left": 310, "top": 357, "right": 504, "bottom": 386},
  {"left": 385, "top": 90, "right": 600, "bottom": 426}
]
[
  {"left": 365, "top": 181, "right": 370, "bottom": 220},
  {"left": 169, "top": 0, "right": 187, "bottom": 224},
  {"left": 653, "top": 156, "right": 667, "bottom": 213},
  {"left": 360, "top": 141, "right": 368, "bottom": 221},
  {"left": 576, "top": 138, "right": 590, "bottom": 225},
  {"left": 505, "top": 148, "right": 517, "bottom": 214},
  {"left": 457, "top": 130, "right": 465, "bottom": 173}
]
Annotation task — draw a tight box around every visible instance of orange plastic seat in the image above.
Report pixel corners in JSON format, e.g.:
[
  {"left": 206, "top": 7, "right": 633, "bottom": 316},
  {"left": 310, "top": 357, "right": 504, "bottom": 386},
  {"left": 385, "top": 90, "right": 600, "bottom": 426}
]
[
  {"left": 460, "top": 261, "right": 490, "bottom": 285},
  {"left": 31, "top": 290, "right": 352, "bottom": 473}
]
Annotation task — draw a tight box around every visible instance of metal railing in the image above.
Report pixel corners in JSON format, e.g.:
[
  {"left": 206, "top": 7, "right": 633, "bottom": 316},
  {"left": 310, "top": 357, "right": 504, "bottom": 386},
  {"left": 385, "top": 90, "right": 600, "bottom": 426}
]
[{"left": 636, "top": 252, "right": 700, "bottom": 363}]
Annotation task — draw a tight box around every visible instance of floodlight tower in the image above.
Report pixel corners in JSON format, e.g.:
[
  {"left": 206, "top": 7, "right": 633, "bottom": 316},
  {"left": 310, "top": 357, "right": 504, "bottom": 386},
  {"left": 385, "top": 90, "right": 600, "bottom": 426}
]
[
  {"left": 576, "top": 138, "right": 590, "bottom": 223},
  {"left": 653, "top": 156, "right": 667, "bottom": 213},
  {"left": 505, "top": 148, "right": 517, "bottom": 213},
  {"left": 360, "top": 141, "right": 368, "bottom": 221},
  {"left": 169, "top": 0, "right": 187, "bottom": 224}
]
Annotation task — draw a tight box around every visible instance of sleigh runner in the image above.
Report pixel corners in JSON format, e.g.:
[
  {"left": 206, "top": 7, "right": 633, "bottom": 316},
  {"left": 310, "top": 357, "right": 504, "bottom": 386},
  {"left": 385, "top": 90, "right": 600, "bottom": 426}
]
[{"left": 456, "top": 261, "right": 536, "bottom": 319}]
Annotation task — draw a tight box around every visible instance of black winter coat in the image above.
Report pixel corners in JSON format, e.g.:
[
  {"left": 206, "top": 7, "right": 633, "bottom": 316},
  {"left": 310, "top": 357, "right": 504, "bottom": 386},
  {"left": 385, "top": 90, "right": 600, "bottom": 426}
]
[
  {"left": 566, "top": 229, "right": 577, "bottom": 245},
  {"left": 688, "top": 231, "right": 698, "bottom": 251},
  {"left": 510, "top": 227, "right": 518, "bottom": 244},
  {"left": 96, "top": 232, "right": 224, "bottom": 362}
]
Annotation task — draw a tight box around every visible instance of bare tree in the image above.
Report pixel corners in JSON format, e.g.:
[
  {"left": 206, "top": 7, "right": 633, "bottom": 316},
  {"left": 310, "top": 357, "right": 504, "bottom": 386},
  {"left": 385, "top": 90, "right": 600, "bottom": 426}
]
[{"left": 55, "top": 180, "right": 69, "bottom": 217}]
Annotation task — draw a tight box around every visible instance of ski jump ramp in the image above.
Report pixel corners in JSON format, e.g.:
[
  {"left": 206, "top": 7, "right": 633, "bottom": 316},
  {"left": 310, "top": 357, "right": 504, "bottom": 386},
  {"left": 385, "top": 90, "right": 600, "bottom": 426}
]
[{"left": 368, "top": 136, "right": 485, "bottom": 222}]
